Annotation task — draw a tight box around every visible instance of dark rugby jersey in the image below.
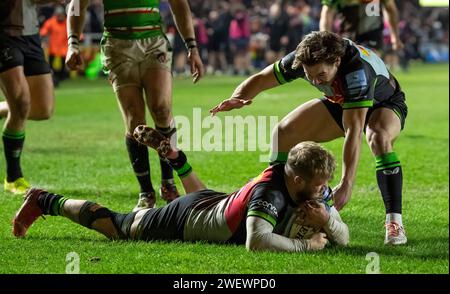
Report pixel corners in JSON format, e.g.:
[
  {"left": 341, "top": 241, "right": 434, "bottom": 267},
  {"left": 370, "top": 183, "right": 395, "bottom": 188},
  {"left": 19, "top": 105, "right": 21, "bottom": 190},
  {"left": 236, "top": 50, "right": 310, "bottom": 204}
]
[
  {"left": 322, "top": 0, "right": 386, "bottom": 39},
  {"left": 137, "top": 164, "right": 298, "bottom": 244},
  {"left": 0, "top": 0, "right": 39, "bottom": 36},
  {"left": 273, "top": 39, "right": 403, "bottom": 110}
]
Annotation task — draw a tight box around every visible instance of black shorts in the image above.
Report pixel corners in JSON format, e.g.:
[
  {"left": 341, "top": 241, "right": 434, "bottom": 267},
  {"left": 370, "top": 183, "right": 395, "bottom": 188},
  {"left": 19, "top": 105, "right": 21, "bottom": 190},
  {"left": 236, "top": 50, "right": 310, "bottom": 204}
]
[
  {"left": 321, "top": 91, "right": 408, "bottom": 131},
  {"left": 356, "top": 28, "right": 384, "bottom": 52},
  {"left": 0, "top": 33, "right": 51, "bottom": 76},
  {"left": 136, "top": 189, "right": 225, "bottom": 242}
]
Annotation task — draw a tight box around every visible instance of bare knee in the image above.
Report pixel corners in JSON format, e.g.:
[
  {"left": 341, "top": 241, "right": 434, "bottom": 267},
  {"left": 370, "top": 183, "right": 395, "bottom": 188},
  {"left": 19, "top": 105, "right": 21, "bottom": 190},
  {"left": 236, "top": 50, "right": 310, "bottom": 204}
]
[
  {"left": 8, "top": 95, "right": 30, "bottom": 121},
  {"left": 275, "top": 121, "right": 291, "bottom": 140},
  {"left": 367, "top": 129, "right": 392, "bottom": 155},
  {"left": 273, "top": 122, "right": 296, "bottom": 151}
]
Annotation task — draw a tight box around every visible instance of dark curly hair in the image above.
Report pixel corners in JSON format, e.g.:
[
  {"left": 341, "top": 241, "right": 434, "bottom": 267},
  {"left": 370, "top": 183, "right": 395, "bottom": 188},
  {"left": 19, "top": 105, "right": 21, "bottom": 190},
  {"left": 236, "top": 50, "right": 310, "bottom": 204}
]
[{"left": 292, "top": 31, "right": 346, "bottom": 69}]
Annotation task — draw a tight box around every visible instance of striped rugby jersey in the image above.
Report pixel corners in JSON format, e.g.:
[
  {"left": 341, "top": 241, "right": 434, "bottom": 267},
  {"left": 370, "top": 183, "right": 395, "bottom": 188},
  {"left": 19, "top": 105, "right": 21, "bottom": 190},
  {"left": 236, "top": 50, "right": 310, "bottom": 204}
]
[{"left": 103, "top": 0, "right": 163, "bottom": 39}]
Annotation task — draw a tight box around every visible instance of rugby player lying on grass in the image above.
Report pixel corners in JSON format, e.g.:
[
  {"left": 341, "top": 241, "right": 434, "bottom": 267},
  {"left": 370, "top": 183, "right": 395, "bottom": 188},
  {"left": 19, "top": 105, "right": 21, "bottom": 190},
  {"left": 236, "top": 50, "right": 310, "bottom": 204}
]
[{"left": 12, "top": 126, "right": 348, "bottom": 252}]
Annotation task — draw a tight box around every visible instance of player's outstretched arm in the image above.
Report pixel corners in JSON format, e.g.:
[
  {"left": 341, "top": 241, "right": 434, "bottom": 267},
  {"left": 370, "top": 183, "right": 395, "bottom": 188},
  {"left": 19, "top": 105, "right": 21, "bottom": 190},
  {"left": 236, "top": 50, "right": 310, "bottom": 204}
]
[
  {"left": 210, "top": 65, "right": 280, "bottom": 116},
  {"left": 65, "top": 0, "right": 89, "bottom": 70},
  {"left": 246, "top": 216, "right": 328, "bottom": 252}
]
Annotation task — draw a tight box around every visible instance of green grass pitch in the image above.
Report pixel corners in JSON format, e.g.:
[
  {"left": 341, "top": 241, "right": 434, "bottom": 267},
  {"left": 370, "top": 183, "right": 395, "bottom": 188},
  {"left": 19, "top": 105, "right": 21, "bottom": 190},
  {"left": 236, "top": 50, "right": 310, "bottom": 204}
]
[{"left": 0, "top": 64, "right": 448, "bottom": 273}]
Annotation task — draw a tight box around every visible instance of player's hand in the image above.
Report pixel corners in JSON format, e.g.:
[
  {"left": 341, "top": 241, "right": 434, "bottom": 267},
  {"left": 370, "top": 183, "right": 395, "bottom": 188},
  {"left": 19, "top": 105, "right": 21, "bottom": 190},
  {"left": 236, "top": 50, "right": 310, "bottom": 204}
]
[
  {"left": 308, "top": 232, "right": 328, "bottom": 251},
  {"left": 391, "top": 36, "right": 404, "bottom": 51},
  {"left": 302, "top": 200, "right": 330, "bottom": 228},
  {"left": 332, "top": 182, "right": 353, "bottom": 211},
  {"left": 187, "top": 47, "right": 204, "bottom": 84},
  {"left": 209, "top": 98, "right": 252, "bottom": 116},
  {"left": 65, "top": 47, "right": 84, "bottom": 71}
]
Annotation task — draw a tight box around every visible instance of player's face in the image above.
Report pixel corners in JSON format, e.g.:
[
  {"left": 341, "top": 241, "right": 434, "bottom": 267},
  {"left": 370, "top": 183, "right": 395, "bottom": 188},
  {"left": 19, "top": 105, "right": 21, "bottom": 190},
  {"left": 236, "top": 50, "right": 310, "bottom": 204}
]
[
  {"left": 294, "top": 175, "right": 329, "bottom": 203},
  {"left": 303, "top": 61, "right": 340, "bottom": 86}
]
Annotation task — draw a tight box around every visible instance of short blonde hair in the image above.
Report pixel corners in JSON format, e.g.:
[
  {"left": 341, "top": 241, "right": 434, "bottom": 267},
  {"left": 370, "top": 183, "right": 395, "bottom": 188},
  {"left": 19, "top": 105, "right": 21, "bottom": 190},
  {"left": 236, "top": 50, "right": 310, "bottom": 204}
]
[{"left": 286, "top": 141, "right": 336, "bottom": 181}]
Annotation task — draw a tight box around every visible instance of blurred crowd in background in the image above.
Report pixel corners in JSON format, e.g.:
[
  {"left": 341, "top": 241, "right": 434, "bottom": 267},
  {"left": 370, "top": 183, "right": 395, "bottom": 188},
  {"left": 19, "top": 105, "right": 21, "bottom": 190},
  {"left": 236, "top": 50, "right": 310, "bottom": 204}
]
[{"left": 38, "top": 0, "right": 449, "bottom": 81}]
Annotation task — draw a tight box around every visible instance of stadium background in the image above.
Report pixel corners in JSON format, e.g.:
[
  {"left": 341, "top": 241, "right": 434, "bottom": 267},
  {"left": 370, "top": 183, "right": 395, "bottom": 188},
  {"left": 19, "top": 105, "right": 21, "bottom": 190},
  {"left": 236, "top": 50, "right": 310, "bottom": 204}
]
[{"left": 36, "top": 0, "right": 449, "bottom": 80}]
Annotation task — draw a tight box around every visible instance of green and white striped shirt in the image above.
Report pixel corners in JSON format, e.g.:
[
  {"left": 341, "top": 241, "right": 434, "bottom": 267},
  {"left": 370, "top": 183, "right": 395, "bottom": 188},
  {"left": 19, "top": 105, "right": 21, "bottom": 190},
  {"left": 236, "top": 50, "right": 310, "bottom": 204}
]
[{"left": 103, "top": 0, "right": 163, "bottom": 39}]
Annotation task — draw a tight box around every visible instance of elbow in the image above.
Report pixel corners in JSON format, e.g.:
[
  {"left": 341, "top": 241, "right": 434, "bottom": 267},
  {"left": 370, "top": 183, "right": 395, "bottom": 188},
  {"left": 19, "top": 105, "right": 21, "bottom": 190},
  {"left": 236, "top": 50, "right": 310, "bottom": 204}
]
[
  {"left": 245, "top": 239, "right": 259, "bottom": 252},
  {"left": 336, "top": 226, "right": 350, "bottom": 247},
  {"left": 246, "top": 244, "right": 258, "bottom": 252},
  {"left": 245, "top": 235, "right": 265, "bottom": 252}
]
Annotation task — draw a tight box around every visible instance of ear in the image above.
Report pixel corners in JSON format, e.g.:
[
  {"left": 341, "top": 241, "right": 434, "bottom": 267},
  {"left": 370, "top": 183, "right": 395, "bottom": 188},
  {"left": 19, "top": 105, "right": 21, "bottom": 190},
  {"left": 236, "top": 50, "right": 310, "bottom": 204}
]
[
  {"left": 335, "top": 57, "right": 341, "bottom": 67},
  {"left": 293, "top": 175, "right": 305, "bottom": 188}
]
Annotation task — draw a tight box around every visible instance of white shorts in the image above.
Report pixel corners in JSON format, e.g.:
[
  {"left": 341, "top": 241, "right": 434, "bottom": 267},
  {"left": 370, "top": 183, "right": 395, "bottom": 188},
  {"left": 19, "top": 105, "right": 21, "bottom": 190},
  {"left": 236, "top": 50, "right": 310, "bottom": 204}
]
[{"left": 101, "top": 35, "right": 173, "bottom": 91}]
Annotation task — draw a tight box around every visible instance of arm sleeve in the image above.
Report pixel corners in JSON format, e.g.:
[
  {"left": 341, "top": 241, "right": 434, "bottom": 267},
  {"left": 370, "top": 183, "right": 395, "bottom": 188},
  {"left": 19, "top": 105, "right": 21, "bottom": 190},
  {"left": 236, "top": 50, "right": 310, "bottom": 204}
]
[
  {"left": 246, "top": 185, "right": 286, "bottom": 227},
  {"left": 246, "top": 216, "right": 311, "bottom": 252},
  {"left": 272, "top": 51, "right": 305, "bottom": 85},
  {"left": 322, "top": 207, "right": 349, "bottom": 246},
  {"left": 341, "top": 67, "right": 375, "bottom": 110}
]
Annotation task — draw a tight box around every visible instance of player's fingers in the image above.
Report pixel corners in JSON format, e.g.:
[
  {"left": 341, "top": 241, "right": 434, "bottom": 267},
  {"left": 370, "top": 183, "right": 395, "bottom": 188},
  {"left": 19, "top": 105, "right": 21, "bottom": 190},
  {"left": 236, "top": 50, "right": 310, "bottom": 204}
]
[
  {"left": 193, "top": 71, "right": 199, "bottom": 83},
  {"left": 209, "top": 107, "right": 218, "bottom": 116},
  {"left": 209, "top": 104, "right": 224, "bottom": 116}
]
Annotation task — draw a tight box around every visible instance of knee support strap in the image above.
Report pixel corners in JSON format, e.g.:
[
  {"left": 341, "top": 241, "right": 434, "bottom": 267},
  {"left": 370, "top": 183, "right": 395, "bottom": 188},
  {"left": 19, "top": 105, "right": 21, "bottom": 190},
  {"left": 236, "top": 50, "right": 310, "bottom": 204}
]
[{"left": 78, "top": 201, "right": 114, "bottom": 229}]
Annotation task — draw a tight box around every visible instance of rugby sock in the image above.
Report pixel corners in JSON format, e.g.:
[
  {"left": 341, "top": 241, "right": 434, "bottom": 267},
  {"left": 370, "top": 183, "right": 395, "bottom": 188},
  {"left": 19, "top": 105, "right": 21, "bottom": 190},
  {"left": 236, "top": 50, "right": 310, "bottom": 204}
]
[
  {"left": 2, "top": 129, "right": 25, "bottom": 182},
  {"left": 375, "top": 152, "right": 403, "bottom": 215},
  {"left": 269, "top": 151, "right": 288, "bottom": 165},
  {"left": 167, "top": 150, "right": 192, "bottom": 178},
  {"left": 125, "top": 135, "right": 154, "bottom": 193},
  {"left": 155, "top": 125, "right": 176, "bottom": 181},
  {"left": 37, "top": 192, "right": 68, "bottom": 216}
]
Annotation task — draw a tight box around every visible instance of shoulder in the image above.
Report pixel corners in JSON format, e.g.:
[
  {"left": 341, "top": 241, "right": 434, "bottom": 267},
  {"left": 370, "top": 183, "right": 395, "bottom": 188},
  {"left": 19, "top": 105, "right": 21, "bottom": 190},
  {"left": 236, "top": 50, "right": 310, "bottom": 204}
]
[{"left": 273, "top": 51, "right": 305, "bottom": 84}]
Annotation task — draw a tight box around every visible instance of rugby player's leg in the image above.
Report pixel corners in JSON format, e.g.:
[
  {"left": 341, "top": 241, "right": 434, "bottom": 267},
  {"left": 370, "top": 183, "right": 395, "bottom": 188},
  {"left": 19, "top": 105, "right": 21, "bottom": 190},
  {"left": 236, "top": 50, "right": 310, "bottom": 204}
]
[
  {"left": 26, "top": 73, "right": 54, "bottom": 120},
  {"left": 0, "top": 101, "right": 8, "bottom": 118},
  {"left": 134, "top": 125, "right": 206, "bottom": 194},
  {"left": 12, "top": 188, "right": 131, "bottom": 240},
  {"left": 0, "top": 74, "right": 54, "bottom": 120},
  {"left": 270, "top": 99, "right": 344, "bottom": 163},
  {"left": 365, "top": 107, "right": 406, "bottom": 245},
  {"left": 0, "top": 66, "right": 31, "bottom": 194},
  {"left": 142, "top": 68, "right": 180, "bottom": 202},
  {"left": 116, "top": 86, "right": 156, "bottom": 210}
]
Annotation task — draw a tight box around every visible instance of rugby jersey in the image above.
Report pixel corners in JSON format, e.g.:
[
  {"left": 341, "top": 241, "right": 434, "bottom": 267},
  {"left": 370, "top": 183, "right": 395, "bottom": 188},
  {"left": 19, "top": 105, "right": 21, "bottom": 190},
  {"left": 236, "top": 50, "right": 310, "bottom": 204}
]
[{"left": 103, "top": 0, "right": 163, "bottom": 39}]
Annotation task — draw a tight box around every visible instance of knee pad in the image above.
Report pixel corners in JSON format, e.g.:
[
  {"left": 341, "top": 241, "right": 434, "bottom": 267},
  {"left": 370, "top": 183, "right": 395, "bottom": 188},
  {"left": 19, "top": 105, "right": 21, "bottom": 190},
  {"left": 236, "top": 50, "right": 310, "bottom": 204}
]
[{"left": 78, "top": 201, "right": 113, "bottom": 229}]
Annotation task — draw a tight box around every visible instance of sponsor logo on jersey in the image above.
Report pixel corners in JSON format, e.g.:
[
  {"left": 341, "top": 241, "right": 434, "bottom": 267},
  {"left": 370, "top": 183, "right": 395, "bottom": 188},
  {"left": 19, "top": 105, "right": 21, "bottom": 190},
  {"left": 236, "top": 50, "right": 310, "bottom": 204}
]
[
  {"left": 256, "top": 200, "right": 278, "bottom": 217},
  {"left": 357, "top": 45, "right": 371, "bottom": 57},
  {"left": 346, "top": 69, "right": 368, "bottom": 90}
]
